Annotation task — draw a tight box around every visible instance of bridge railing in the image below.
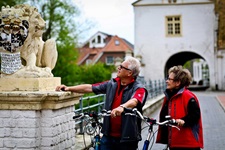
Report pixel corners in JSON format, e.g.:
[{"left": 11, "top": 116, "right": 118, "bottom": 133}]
[
  {"left": 74, "top": 79, "right": 166, "bottom": 133},
  {"left": 145, "top": 79, "right": 166, "bottom": 99}
]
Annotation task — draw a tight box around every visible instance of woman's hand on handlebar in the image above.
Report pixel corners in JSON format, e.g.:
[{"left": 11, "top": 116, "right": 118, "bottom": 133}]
[{"left": 175, "top": 119, "right": 185, "bottom": 126}]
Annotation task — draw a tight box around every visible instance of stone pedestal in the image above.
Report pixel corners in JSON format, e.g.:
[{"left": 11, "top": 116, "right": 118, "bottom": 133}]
[
  {"left": 0, "top": 77, "right": 61, "bottom": 91},
  {"left": 0, "top": 77, "right": 83, "bottom": 149}
]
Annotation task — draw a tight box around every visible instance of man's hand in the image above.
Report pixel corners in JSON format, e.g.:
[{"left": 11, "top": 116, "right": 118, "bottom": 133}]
[
  {"left": 55, "top": 85, "right": 67, "bottom": 91},
  {"left": 111, "top": 106, "right": 124, "bottom": 118}
]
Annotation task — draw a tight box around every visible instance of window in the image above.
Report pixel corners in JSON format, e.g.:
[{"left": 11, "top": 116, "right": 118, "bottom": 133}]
[
  {"left": 115, "top": 40, "right": 120, "bottom": 45},
  {"left": 106, "top": 56, "right": 114, "bottom": 65},
  {"left": 166, "top": 16, "right": 181, "bottom": 37},
  {"left": 168, "top": 0, "right": 177, "bottom": 3},
  {"left": 86, "top": 59, "right": 92, "bottom": 65},
  {"left": 97, "top": 35, "right": 101, "bottom": 43}
]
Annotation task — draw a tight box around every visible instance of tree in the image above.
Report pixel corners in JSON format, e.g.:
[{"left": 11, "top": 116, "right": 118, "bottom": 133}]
[
  {"left": 79, "top": 63, "right": 115, "bottom": 84},
  {"left": 0, "top": 0, "right": 25, "bottom": 7},
  {"left": 27, "top": 0, "right": 81, "bottom": 84},
  {"left": 1, "top": 0, "right": 113, "bottom": 85},
  {"left": 0, "top": 0, "right": 80, "bottom": 82}
]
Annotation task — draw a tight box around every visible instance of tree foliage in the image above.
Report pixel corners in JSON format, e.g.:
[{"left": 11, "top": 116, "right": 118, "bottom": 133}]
[
  {"left": 78, "top": 63, "right": 115, "bottom": 84},
  {"left": 27, "top": 0, "right": 81, "bottom": 85},
  {"left": 0, "top": 0, "right": 25, "bottom": 7}
]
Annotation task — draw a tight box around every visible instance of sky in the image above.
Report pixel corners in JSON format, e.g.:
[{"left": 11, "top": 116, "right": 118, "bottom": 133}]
[{"left": 75, "top": 0, "right": 136, "bottom": 44}]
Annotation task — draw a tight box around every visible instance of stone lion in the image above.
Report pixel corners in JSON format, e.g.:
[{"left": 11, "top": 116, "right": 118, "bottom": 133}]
[{"left": 0, "top": 4, "right": 58, "bottom": 78}]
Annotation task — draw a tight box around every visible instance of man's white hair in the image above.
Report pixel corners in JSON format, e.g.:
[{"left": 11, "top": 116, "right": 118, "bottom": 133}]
[{"left": 125, "top": 56, "right": 141, "bottom": 78}]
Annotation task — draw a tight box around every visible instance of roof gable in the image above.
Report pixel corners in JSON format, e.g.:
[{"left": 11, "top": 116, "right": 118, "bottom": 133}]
[{"left": 81, "top": 31, "right": 111, "bottom": 48}]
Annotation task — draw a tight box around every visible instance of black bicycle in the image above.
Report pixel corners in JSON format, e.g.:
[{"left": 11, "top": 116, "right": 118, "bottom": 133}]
[{"left": 73, "top": 110, "right": 111, "bottom": 150}]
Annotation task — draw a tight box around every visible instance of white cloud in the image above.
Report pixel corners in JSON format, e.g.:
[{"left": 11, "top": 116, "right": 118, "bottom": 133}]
[{"left": 75, "top": 0, "right": 136, "bottom": 44}]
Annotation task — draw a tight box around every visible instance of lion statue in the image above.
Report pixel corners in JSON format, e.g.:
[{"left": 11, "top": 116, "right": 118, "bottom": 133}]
[{"left": 0, "top": 4, "right": 57, "bottom": 78}]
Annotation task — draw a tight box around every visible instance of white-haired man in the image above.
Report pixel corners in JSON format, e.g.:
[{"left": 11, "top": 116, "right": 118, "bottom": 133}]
[{"left": 56, "top": 56, "right": 148, "bottom": 150}]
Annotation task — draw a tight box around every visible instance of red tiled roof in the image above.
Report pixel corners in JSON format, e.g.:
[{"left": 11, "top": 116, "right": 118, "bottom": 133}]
[{"left": 103, "top": 35, "right": 133, "bottom": 52}]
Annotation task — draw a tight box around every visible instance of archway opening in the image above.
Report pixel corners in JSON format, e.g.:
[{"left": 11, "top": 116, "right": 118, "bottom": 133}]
[{"left": 164, "top": 51, "right": 209, "bottom": 90}]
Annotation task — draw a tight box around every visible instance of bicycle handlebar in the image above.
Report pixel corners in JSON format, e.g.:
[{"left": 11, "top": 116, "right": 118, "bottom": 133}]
[
  {"left": 123, "top": 107, "right": 179, "bottom": 130},
  {"left": 73, "top": 109, "right": 111, "bottom": 120},
  {"left": 73, "top": 108, "right": 179, "bottom": 130}
]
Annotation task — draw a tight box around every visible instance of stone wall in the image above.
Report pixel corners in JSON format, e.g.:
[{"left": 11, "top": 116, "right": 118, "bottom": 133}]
[
  {"left": 0, "top": 90, "right": 81, "bottom": 150},
  {"left": 0, "top": 107, "right": 75, "bottom": 149}
]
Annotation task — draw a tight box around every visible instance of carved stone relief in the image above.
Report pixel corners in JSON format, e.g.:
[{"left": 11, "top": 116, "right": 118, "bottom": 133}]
[{"left": 0, "top": 4, "right": 58, "bottom": 78}]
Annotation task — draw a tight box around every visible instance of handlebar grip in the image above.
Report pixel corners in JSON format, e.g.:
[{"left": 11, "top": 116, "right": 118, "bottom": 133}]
[
  {"left": 102, "top": 109, "right": 111, "bottom": 113},
  {"left": 61, "top": 87, "right": 65, "bottom": 91},
  {"left": 169, "top": 119, "right": 178, "bottom": 125},
  {"left": 73, "top": 114, "right": 83, "bottom": 119},
  {"left": 123, "top": 107, "right": 133, "bottom": 113}
]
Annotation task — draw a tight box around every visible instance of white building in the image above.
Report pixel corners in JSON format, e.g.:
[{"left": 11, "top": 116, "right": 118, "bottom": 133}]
[
  {"left": 133, "top": 0, "right": 225, "bottom": 90},
  {"left": 193, "top": 59, "right": 209, "bottom": 84}
]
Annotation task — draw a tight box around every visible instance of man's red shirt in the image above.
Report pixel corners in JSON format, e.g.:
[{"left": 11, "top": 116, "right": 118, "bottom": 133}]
[{"left": 110, "top": 78, "right": 146, "bottom": 137}]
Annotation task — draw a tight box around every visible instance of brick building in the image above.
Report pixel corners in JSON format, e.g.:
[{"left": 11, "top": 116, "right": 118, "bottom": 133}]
[{"left": 77, "top": 31, "right": 133, "bottom": 66}]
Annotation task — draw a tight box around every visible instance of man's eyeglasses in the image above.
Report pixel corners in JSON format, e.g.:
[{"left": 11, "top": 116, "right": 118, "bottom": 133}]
[
  {"left": 167, "top": 77, "right": 174, "bottom": 81},
  {"left": 119, "top": 65, "right": 132, "bottom": 71}
]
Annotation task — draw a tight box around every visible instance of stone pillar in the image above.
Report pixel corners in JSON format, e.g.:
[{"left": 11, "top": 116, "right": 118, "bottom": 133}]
[{"left": 0, "top": 77, "right": 82, "bottom": 149}]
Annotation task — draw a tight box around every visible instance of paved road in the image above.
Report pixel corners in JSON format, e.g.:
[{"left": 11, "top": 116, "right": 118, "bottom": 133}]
[{"left": 138, "top": 91, "right": 225, "bottom": 150}]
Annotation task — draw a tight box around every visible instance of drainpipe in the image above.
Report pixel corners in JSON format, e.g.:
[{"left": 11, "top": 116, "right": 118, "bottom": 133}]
[{"left": 214, "top": 13, "right": 219, "bottom": 90}]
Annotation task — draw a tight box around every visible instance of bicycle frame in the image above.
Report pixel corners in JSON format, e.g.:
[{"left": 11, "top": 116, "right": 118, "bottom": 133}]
[
  {"left": 142, "top": 117, "right": 156, "bottom": 150},
  {"left": 142, "top": 126, "right": 153, "bottom": 150},
  {"left": 92, "top": 134, "right": 101, "bottom": 150}
]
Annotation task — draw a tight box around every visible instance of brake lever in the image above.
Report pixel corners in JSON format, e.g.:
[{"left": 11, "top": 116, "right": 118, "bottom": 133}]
[{"left": 169, "top": 124, "right": 180, "bottom": 130}]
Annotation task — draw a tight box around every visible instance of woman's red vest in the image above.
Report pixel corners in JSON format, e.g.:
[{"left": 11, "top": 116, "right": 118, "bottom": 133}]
[{"left": 156, "top": 88, "right": 204, "bottom": 148}]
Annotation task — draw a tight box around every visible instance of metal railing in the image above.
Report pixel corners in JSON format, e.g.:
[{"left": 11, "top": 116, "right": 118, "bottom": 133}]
[
  {"left": 74, "top": 94, "right": 105, "bottom": 114},
  {"left": 145, "top": 79, "right": 166, "bottom": 99}
]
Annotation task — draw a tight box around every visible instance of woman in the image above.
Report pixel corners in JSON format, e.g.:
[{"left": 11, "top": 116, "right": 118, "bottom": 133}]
[{"left": 156, "top": 65, "right": 204, "bottom": 150}]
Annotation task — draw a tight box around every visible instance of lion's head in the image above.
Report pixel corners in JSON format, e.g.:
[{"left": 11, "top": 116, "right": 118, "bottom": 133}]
[
  {"left": 0, "top": 5, "right": 29, "bottom": 53},
  {"left": 14, "top": 4, "right": 46, "bottom": 38}
]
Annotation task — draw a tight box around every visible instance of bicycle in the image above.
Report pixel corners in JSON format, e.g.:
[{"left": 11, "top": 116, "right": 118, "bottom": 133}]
[
  {"left": 74, "top": 108, "right": 179, "bottom": 150},
  {"left": 73, "top": 110, "right": 111, "bottom": 150},
  {"left": 123, "top": 108, "right": 180, "bottom": 150}
]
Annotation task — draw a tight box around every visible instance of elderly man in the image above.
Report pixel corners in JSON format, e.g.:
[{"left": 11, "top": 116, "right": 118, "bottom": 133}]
[{"left": 56, "top": 56, "right": 148, "bottom": 150}]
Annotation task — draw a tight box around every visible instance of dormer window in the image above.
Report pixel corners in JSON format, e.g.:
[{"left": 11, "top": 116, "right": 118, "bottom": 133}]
[
  {"left": 97, "top": 35, "right": 101, "bottom": 43},
  {"left": 115, "top": 40, "right": 120, "bottom": 45},
  {"left": 89, "top": 32, "right": 107, "bottom": 48}
]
